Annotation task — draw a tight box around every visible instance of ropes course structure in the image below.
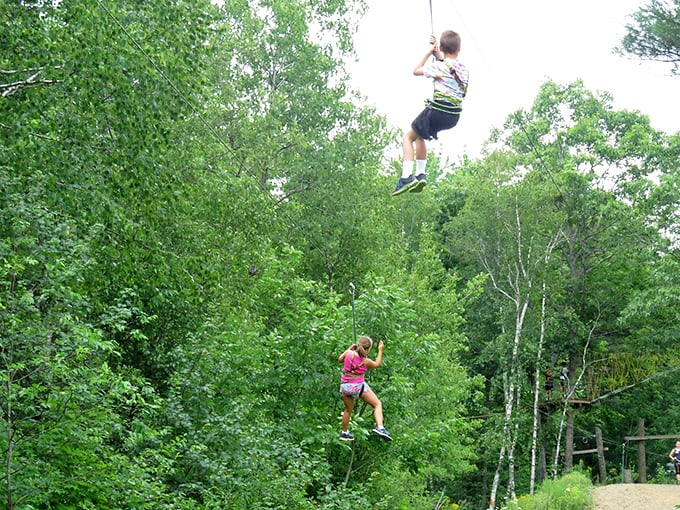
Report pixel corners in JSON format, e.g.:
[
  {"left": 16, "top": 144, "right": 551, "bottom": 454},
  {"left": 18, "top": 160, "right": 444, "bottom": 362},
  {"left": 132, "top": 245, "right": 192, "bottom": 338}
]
[
  {"left": 583, "top": 351, "right": 680, "bottom": 403},
  {"left": 549, "top": 351, "right": 680, "bottom": 406}
]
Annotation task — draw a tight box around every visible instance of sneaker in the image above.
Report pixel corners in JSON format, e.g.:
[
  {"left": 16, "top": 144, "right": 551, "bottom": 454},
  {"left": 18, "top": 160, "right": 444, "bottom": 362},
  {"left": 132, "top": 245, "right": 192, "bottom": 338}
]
[
  {"left": 372, "top": 426, "right": 392, "bottom": 441},
  {"left": 409, "top": 173, "right": 427, "bottom": 193},
  {"left": 391, "top": 175, "right": 417, "bottom": 196},
  {"left": 340, "top": 431, "right": 355, "bottom": 441}
]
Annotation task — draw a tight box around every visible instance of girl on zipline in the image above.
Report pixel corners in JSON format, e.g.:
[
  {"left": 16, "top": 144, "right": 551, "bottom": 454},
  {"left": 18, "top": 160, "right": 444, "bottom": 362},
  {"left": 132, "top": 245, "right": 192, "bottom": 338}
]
[
  {"left": 392, "top": 30, "right": 469, "bottom": 196},
  {"left": 338, "top": 335, "right": 392, "bottom": 441}
]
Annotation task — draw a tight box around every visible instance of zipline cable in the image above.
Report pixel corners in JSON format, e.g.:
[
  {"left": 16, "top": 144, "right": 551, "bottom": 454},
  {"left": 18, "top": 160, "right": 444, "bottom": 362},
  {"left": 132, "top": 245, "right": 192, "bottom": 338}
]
[
  {"left": 348, "top": 282, "right": 369, "bottom": 415},
  {"left": 515, "top": 112, "right": 564, "bottom": 197},
  {"left": 94, "top": 0, "right": 248, "bottom": 176},
  {"left": 95, "top": 0, "right": 346, "bottom": 272},
  {"left": 344, "top": 282, "right": 358, "bottom": 488}
]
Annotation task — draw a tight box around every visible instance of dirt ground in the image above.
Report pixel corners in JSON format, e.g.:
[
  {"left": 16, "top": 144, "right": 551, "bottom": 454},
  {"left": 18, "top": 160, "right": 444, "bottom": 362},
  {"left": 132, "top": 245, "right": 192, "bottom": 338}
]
[{"left": 592, "top": 483, "right": 680, "bottom": 510}]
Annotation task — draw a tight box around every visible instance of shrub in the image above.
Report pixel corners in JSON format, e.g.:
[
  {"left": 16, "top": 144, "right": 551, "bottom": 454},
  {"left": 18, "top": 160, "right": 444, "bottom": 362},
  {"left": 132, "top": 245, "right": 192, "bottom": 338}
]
[{"left": 502, "top": 471, "right": 593, "bottom": 510}]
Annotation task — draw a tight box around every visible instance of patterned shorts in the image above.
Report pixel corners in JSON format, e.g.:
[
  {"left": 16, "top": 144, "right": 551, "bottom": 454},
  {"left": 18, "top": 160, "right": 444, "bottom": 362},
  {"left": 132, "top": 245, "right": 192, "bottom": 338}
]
[{"left": 340, "top": 382, "right": 371, "bottom": 398}]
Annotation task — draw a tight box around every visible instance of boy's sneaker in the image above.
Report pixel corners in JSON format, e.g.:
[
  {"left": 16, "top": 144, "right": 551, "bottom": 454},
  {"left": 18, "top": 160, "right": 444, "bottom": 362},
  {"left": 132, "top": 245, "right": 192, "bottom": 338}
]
[
  {"left": 391, "top": 175, "right": 417, "bottom": 196},
  {"left": 340, "top": 431, "right": 355, "bottom": 441},
  {"left": 409, "top": 173, "right": 427, "bottom": 193},
  {"left": 372, "top": 426, "right": 392, "bottom": 441}
]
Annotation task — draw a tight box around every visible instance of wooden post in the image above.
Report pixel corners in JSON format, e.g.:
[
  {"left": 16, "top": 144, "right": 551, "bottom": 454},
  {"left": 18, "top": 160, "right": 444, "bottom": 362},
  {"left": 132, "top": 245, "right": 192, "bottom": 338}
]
[
  {"left": 595, "top": 427, "right": 607, "bottom": 484},
  {"left": 565, "top": 409, "right": 575, "bottom": 470},
  {"left": 638, "top": 418, "right": 647, "bottom": 483},
  {"left": 624, "top": 469, "right": 633, "bottom": 483},
  {"left": 623, "top": 431, "right": 680, "bottom": 483}
]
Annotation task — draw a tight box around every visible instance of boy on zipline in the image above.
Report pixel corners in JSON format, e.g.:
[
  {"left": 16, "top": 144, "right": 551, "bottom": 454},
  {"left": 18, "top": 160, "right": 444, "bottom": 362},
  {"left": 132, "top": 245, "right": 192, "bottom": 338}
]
[
  {"left": 338, "top": 336, "right": 392, "bottom": 441},
  {"left": 392, "top": 30, "right": 469, "bottom": 196}
]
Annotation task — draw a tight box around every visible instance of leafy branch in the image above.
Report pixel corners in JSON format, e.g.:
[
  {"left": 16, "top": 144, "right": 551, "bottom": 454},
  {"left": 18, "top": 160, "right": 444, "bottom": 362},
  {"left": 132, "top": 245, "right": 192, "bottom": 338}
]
[{"left": 0, "top": 66, "right": 62, "bottom": 97}]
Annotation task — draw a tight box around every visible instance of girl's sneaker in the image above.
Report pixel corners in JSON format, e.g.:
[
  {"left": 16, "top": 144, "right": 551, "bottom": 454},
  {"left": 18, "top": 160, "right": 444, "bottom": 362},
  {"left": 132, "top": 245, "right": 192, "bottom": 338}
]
[
  {"left": 340, "top": 431, "right": 355, "bottom": 441},
  {"left": 372, "top": 427, "right": 392, "bottom": 441}
]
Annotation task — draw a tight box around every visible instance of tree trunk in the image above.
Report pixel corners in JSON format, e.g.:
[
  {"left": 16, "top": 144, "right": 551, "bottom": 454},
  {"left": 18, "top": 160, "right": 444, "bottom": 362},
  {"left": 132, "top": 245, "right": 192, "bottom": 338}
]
[
  {"left": 538, "top": 440, "right": 547, "bottom": 484},
  {"left": 488, "top": 441, "right": 506, "bottom": 510},
  {"left": 488, "top": 296, "right": 529, "bottom": 509},
  {"left": 565, "top": 409, "right": 575, "bottom": 470},
  {"left": 530, "top": 279, "right": 549, "bottom": 494},
  {"left": 553, "top": 324, "right": 595, "bottom": 475},
  {"left": 508, "top": 387, "right": 521, "bottom": 502}
]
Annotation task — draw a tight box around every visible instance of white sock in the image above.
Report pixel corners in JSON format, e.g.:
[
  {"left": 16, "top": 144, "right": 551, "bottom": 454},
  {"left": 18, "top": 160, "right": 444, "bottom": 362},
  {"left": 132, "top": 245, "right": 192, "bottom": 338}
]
[
  {"left": 416, "top": 159, "right": 427, "bottom": 176},
  {"left": 402, "top": 161, "right": 414, "bottom": 179}
]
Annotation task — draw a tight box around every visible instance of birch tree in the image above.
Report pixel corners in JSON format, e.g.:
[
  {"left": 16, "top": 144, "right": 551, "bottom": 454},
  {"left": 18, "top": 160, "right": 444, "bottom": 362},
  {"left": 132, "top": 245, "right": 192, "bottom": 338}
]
[
  {"left": 529, "top": 235, "right": 561, "bottom": 494},
  {"left": 439, "top": 150, "right": 565, "bottom": 508}
]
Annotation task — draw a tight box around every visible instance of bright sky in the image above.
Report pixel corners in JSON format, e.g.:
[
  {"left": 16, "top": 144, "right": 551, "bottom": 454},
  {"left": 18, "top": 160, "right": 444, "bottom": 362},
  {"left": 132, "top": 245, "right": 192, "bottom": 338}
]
[{"left": 347, "top": 0, "right": 679, "bottom": 162}]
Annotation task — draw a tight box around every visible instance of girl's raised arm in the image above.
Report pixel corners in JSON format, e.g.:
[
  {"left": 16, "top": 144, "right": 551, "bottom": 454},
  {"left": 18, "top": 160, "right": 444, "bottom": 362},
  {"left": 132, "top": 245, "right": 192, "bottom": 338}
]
[{"left": 365, "top": 341, "right": 384, "bottom": 368}]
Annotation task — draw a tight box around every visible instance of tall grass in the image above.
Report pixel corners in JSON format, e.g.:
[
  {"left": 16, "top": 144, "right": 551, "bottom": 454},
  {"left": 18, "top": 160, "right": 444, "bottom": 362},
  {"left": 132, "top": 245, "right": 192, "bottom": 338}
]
[{"left": 502, "top": 471, "right": 593, "bottom": 510}]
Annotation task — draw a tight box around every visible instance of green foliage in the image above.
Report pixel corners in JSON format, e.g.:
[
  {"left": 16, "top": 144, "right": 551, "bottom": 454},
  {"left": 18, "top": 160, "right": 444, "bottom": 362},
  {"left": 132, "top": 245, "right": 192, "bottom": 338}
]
[
  {"left": 2, "top": 0, "right": 680, "bottom": 508},
  {"left": 502, "top": 471, "right": 593, "bottom": 510},
  {"left": 0, "top": 191, "right": 174, "bottom": 507},
  {"left": 648, "top": 461, "right": 677, "bottom": 484},
  {"left": 620, "top": 0, "right": 680, "bottom": 73}
]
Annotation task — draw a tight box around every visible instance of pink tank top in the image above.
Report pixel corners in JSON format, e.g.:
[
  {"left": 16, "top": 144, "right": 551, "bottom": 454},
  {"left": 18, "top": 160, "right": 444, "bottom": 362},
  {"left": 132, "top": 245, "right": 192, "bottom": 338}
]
[{"left": 341, "top": 351, "right": 367, "bottom": 384}]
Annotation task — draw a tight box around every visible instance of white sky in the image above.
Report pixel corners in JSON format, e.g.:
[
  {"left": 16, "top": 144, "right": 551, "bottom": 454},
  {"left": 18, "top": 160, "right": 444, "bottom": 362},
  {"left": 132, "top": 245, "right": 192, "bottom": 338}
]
[{"left": 347, "top": 0, "right": 679, "bottom": 162}]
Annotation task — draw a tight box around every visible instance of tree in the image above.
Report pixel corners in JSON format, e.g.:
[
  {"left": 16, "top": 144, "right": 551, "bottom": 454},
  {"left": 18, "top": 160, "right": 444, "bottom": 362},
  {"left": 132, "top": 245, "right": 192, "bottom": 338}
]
[
  {"left": 205, "top": 0, "right": 396, "bottom": 293},
  {"left": 440, "top": 150, "right": 564, "bottom": 508},
  {"left": 0, "top": 160, "right": 176, "bottom": 508},
  {"left": 1, "top": 0, "right": 225, "bottom": 505},
  {"left": 437, "top": 80, "right": 677, "bottom": 507},
  {"left": 620, "top": 0, "right": 680, "bottom": 73}
]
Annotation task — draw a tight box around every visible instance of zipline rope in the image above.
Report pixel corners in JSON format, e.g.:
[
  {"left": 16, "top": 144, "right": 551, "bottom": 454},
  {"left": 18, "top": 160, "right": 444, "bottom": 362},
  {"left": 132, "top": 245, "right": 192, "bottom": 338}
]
[
  {"left": 514, "top": 112, "right": 564, "bottom": 198},
  {"left": 348, "top": 282, "right": 357, "bottom": 343}
]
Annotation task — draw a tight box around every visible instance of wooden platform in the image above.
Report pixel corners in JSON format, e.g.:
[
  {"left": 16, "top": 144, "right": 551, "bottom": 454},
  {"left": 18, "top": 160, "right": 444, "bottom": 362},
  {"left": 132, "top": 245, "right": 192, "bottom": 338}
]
[{"left": 567, "top": 398, "right": 591, "bottom": 408}]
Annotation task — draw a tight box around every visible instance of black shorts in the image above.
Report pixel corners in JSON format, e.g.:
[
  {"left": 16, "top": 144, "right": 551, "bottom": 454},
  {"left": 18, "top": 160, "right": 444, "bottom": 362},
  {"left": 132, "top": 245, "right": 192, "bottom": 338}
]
[{"left": 411, "top": 100, "right": 461, "bottom": 141}]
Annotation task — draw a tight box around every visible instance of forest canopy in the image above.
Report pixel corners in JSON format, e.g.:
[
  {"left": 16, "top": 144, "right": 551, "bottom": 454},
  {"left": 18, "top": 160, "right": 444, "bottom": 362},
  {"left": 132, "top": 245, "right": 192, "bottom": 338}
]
[{"left": 1, "top": 1, "right": 679, "bottom": 509}]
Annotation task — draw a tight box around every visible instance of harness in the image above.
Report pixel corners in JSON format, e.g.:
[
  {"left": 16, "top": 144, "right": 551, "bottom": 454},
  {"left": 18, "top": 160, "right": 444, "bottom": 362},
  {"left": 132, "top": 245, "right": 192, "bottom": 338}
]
[
  {"left": 343, "top": 352, "right": 366, "bottom": 378},
  {"left": 427, "top": 59, "right": 467, "bottom": 114},
  {"left": 426, "top": 98, "right": 463, "bottom": 115},
  {"left": 442, "top": 58, "right": 468, "bottom": 98},
  {"left": 342, "top": 353, "right": 367, "bottom": 397}
]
